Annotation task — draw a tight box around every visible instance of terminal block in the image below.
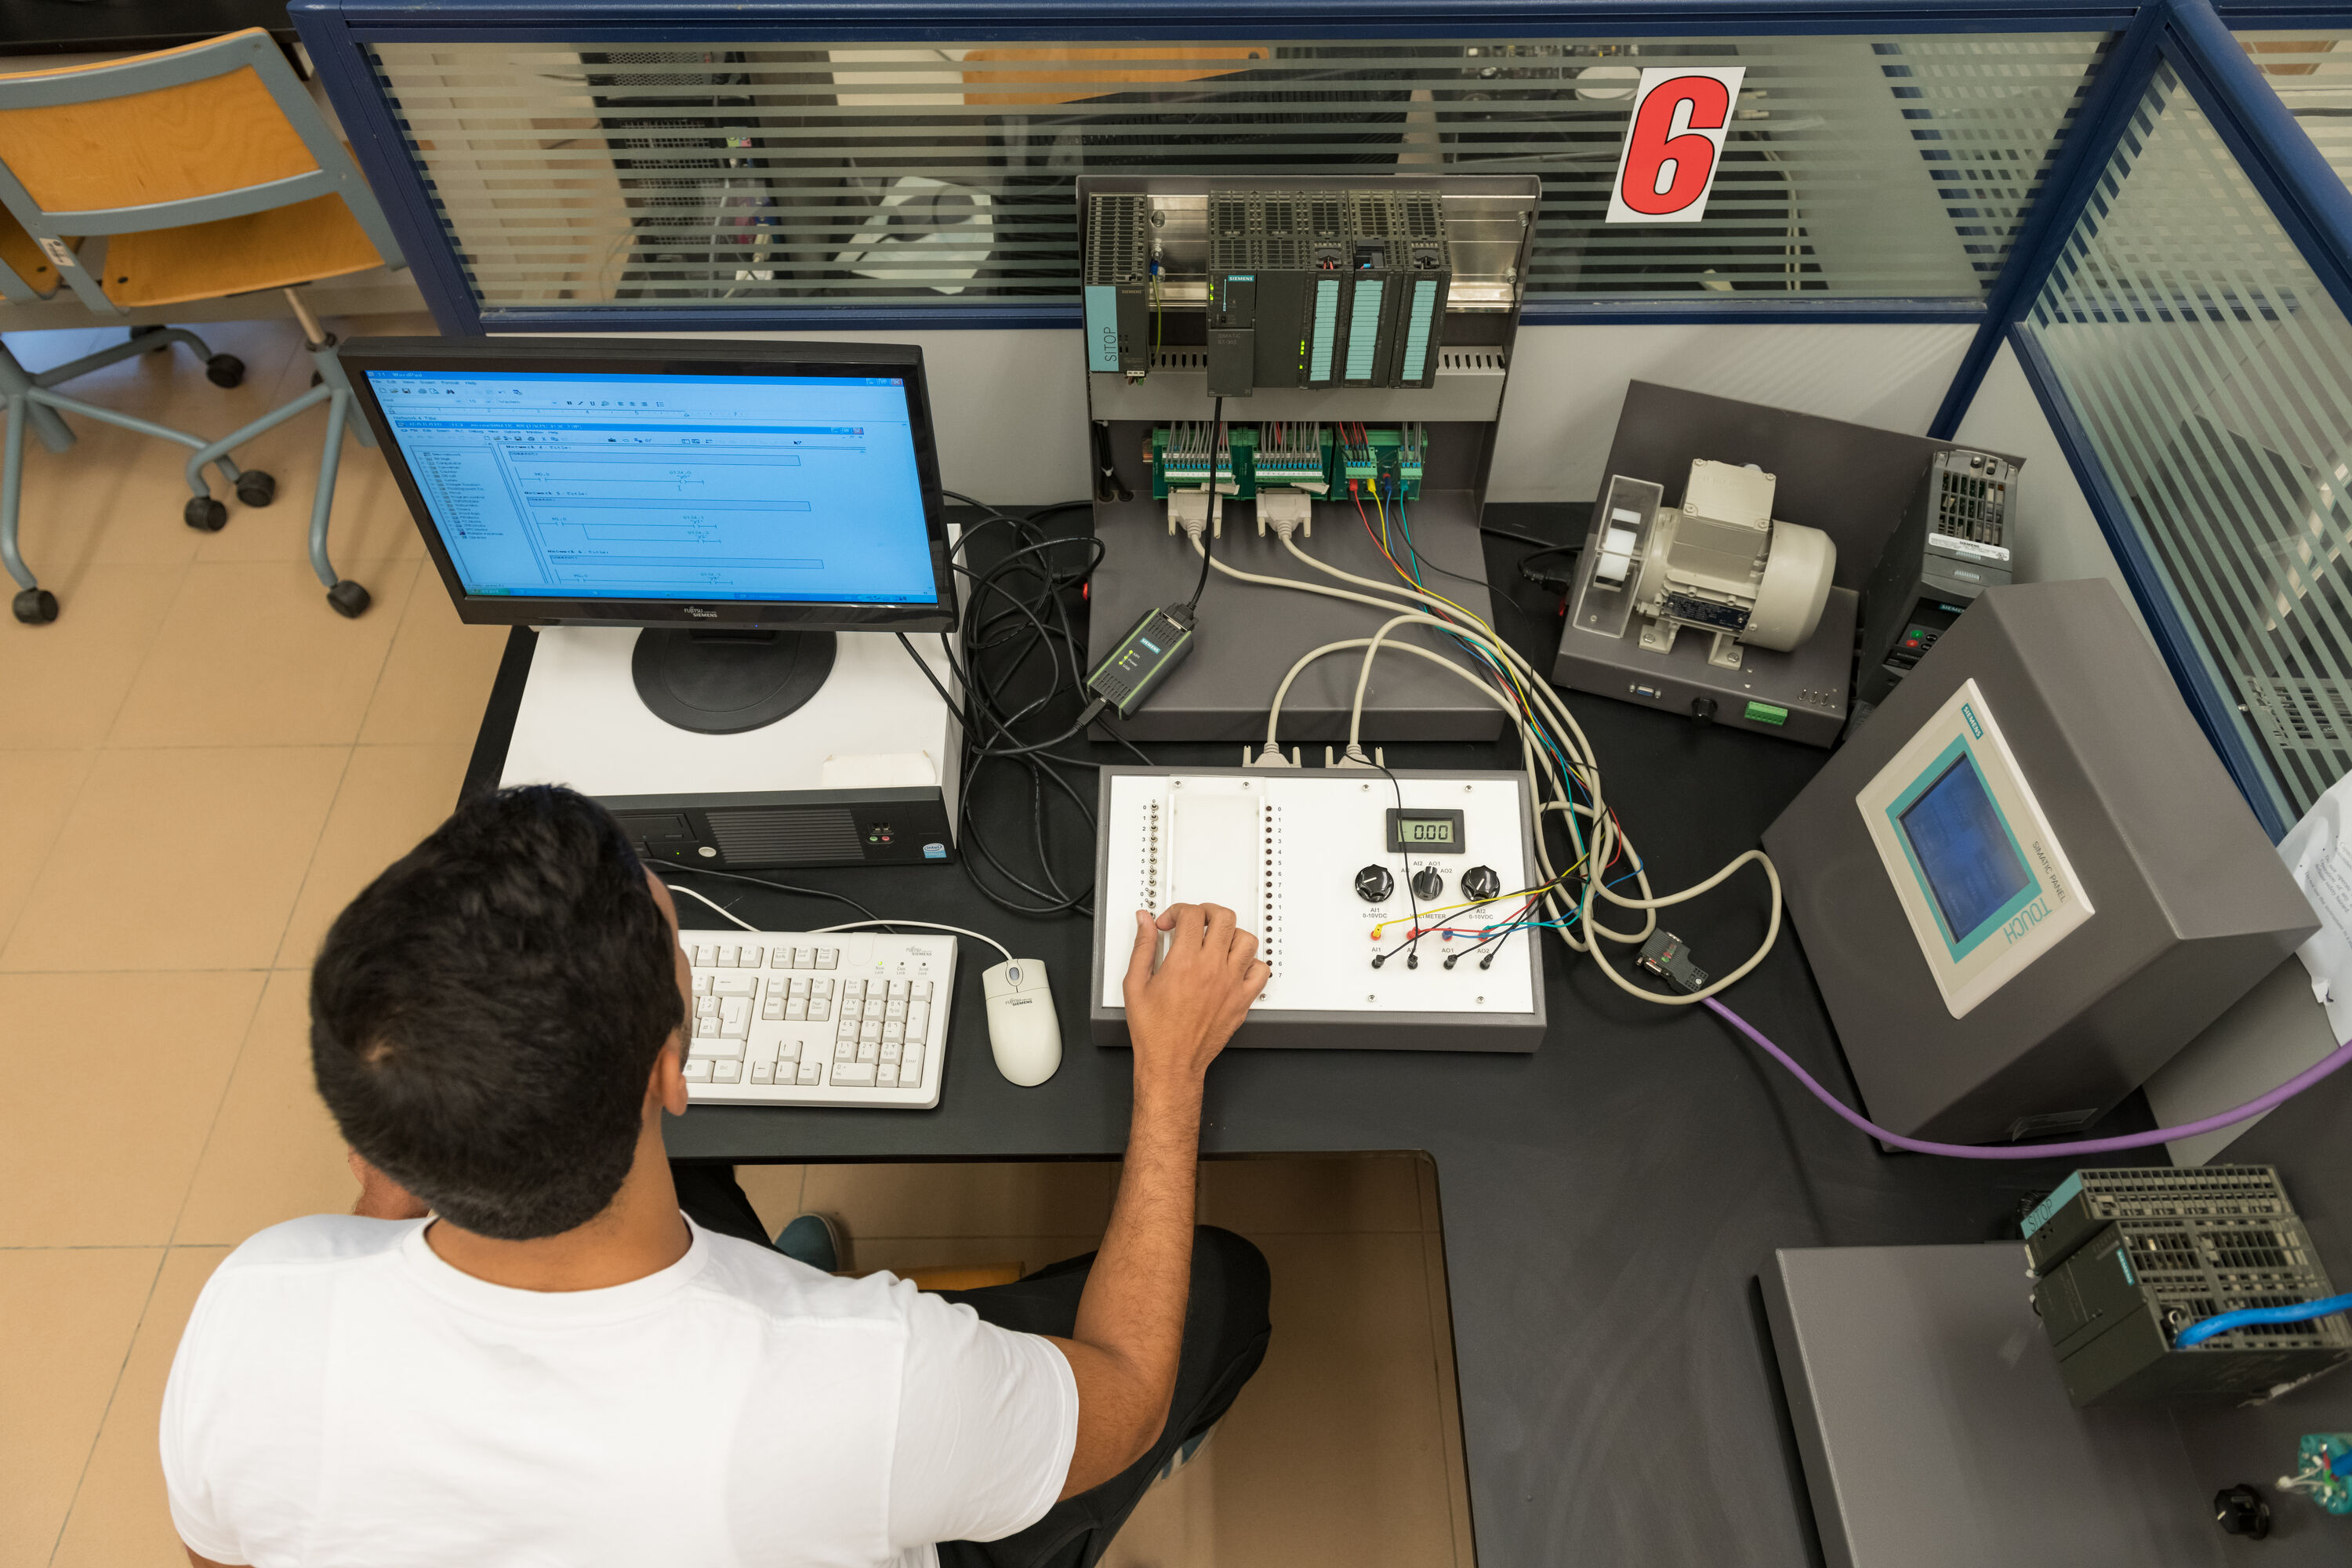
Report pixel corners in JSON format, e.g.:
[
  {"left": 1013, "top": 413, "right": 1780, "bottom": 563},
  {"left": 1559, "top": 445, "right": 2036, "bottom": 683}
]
[
  {"left": 1150, "top": 421, "right": 1254, "bottom": 499},
  {"left": 1337, "top": 424, "right": 1425, "bottom": 500}
]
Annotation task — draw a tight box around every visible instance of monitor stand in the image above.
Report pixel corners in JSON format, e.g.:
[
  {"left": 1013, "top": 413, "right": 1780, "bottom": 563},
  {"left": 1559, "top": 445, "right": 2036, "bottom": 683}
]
[{"left": 630, "top": 628, "right": 837, "bottom": 735}]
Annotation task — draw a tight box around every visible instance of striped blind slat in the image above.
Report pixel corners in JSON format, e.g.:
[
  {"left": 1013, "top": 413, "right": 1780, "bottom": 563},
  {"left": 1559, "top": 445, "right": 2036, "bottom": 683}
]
[
  {"left": 367, "top": 32, "right": 2108, "bottom": 310},
  {"left": 2025, "top": 58, "right": 2352, "bottom": 825}
]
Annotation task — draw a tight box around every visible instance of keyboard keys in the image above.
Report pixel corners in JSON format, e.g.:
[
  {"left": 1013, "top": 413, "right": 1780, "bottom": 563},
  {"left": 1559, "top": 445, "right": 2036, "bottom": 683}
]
[{"left": 687, "top": 931, "right": 943, "bottom": 1102}]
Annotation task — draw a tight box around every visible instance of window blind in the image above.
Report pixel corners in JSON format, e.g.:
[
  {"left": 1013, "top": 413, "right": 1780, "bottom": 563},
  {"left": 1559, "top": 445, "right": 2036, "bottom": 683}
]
[
  {"left": 2024, "top": 58, "right": 2352, "bottom": 826},
  {"left": 365, "top": 32, "right": 2110, "bottom": 313}
]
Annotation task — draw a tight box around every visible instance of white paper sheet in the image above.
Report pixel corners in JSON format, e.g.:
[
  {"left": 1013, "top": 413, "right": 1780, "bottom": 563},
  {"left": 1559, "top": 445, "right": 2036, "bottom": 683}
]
[{"left": 2278, "top": 772, "right": 2352, "bottom": 1041}]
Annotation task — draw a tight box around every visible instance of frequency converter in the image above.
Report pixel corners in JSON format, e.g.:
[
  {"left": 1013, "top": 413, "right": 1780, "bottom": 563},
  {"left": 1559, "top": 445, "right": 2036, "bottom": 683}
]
[{"left": 1091, "top": 767, "right": 1545, "bottom": 1051}]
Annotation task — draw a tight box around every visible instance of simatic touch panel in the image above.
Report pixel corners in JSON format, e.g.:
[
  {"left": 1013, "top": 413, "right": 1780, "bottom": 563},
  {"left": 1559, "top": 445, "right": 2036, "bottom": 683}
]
[{"left": 1857, "top": 679, "right": 2092, "bottom": 1018}]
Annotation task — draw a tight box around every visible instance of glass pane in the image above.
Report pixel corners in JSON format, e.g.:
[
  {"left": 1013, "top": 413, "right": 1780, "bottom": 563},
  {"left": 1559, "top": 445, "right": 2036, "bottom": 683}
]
[
  {"left": 2237, "top": 29, "right": 2352, "bottom": 191},
  {"left": 365, "top": 32, "right": 2110, "bottom": 312},
  {"left": 2023, "top": 59, "right": 2352, "bottom": 826}
]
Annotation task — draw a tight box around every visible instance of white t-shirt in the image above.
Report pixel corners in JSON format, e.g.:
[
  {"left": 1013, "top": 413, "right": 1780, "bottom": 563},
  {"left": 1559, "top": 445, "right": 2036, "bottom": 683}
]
[{"left": 161, "top": 1215, "right": 1078, "bottom": 1568}]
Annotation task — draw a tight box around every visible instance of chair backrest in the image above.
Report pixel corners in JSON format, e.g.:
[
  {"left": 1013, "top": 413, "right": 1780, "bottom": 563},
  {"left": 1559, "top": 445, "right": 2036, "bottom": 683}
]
[
  {"left": 0, "top": 204, "right": 60, "bottom": 305},
  {"left": 0, "top": 29, "right": 405, "bottom": 314}
]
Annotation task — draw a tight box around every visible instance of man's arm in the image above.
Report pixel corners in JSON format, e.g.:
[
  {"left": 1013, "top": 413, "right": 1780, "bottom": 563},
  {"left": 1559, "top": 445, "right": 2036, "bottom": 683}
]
[{"left": 1045, "top": 902, "right": 1267, "bottom": 1499}]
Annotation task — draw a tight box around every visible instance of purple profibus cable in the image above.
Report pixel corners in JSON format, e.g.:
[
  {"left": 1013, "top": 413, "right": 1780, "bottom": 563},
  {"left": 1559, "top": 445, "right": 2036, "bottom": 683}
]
[{"left": 1700, "top": 996, "right": 2352, "bottom": 1160}]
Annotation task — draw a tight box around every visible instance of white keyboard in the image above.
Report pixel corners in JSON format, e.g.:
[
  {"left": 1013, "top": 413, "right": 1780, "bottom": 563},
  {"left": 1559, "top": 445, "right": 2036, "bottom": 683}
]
[{"left": 684, "top": 931, "right": 954, "bottom": 1109}]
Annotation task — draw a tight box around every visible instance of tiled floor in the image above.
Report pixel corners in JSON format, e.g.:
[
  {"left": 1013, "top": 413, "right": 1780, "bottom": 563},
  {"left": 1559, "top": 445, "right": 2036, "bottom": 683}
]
[{"left": 0, "top": 318, "right": 1472, "bottom": 1568}]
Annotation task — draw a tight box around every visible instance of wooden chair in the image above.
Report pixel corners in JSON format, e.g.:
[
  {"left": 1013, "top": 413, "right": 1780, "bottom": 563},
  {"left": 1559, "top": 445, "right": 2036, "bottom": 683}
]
[
  {"left": 0, "top": 28, "right": 406, "bottom": 624},
  {"left": 0, "top": 203, "right": 255, "bottom": 466}
]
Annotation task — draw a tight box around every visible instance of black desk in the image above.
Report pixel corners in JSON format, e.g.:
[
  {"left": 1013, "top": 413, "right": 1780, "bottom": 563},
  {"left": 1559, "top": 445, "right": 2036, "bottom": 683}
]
[
  {"left": 466, "top": 508, "right": 2159, "bottom": 1567},
  {"left": 0, "top": 1, "right": 298, "bottom": 55}
]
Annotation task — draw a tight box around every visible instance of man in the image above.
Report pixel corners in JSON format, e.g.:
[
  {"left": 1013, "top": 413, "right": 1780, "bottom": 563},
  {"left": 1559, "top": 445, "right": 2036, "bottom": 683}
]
[{"left": 161, "top": 784, "right": 1272, "bottom": 1567}]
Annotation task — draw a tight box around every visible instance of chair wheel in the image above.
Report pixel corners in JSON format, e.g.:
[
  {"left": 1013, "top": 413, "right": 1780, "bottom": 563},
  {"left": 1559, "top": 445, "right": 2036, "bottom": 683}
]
[
  {"left": 183, "top": 495, "right": 227, "bottom": 532},
  {"left": 327, "top": 579, "right": 371, "bottom": 619},
  {"left": 235, "top": 471, "right": 277, "bottom": 507},
  {"left": 11, "top": 586, "right": 58, "bottom": 624},
  {"left": 205, "top": 354, "right": 245, "bottom": 388}
]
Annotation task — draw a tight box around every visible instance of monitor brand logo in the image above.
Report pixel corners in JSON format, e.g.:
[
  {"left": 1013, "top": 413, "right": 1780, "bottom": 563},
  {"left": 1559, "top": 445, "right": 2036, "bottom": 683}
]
[
  {"left": 1961, "top": 702, "right": 1984, "bottom": 740},
  {"left": 682, "top": 606, "right": 718, "bottom": 619}
]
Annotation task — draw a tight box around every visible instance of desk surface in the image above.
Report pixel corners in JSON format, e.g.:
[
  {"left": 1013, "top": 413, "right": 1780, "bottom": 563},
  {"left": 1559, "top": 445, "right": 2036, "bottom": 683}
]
[{"left": 468, "top": 508, "right": 2159, "bottom": 1568}]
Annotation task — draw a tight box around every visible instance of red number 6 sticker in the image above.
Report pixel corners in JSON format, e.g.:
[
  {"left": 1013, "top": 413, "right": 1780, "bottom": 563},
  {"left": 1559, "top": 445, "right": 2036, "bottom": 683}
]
[{"left": 1606, "top": 67, "right": 1745, "bottom": 224}]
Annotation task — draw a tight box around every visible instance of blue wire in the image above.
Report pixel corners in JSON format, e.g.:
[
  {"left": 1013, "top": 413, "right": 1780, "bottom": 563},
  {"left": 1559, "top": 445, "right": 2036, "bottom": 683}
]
[{"left": 2173, "top": 1291, "right": 2352, "bottom": 1348}]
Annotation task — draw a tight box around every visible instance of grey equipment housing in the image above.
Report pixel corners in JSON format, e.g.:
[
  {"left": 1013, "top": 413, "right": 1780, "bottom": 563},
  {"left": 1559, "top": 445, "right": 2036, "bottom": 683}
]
[{"left": 1761, "top": 579, "right": 2317, "bottom": 1145}]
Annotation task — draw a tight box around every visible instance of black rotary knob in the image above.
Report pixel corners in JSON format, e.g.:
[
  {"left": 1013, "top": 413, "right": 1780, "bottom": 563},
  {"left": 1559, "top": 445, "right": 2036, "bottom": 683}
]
[
  {"left": 1461, "top": 865, "right": 1501, "bottom": 902},
  {"left": 1354, "top": 865, "right": 1394, "bottom": 902},
  {"left": 1410, "top": 865, "right": 1444, "bottom": 901}
]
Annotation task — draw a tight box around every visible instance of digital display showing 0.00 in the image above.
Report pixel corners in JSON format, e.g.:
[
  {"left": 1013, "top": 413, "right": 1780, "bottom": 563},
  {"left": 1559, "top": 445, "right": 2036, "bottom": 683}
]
[{"left": 1398, "top": 818, "right": 1456, "bottom": 845}]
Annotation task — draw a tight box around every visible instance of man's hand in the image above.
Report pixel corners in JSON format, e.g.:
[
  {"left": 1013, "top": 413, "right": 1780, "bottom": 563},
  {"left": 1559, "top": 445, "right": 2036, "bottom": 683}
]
[
  {"left": 1122, "top": 903, "right": 1270, "bottom": 1089},
  {"left": 348, "top": 1150, "right": 430, "bottom": 1221}
]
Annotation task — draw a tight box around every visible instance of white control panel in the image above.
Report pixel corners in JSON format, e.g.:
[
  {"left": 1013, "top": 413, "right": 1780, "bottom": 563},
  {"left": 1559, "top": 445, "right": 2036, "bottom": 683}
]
[{"left": 1094, "top": 768, "right": 1542, "bottom": 1047}]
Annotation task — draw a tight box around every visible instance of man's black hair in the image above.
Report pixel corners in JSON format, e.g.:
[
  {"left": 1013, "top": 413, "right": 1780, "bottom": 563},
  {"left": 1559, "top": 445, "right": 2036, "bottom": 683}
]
[{"left": 310, "top": 784, "right": 684, "bottom": 1240}]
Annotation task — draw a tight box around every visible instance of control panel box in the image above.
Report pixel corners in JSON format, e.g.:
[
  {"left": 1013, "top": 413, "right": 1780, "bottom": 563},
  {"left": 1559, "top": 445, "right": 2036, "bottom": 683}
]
[{"left": 1090, "top": 767, "right": 1544, "bottom": 1051}]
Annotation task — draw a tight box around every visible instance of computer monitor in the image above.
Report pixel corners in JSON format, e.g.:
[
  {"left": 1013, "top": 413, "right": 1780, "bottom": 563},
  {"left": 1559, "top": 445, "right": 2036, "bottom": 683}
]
[{"left": 342, "top": 337, "right": 956, "bottom": 734}]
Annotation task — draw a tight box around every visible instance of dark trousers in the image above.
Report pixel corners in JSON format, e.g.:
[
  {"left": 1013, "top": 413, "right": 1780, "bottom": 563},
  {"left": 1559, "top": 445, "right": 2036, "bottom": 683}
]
[{"left": 672, "top": 1163, "right": 1272, "bottom": 1568}]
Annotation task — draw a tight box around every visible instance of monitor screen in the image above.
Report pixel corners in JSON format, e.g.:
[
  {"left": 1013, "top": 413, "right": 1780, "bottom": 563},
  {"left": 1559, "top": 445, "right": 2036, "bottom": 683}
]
[
  {"left": 1896, "top": 752, "right": 2033, "bottom": 941},
  {"left": 357, "top": 357, "right": 946, "bottom": 622}
]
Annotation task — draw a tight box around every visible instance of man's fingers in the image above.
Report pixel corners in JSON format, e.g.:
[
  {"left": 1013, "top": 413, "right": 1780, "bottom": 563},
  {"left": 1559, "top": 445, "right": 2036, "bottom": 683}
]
[
  {"left": 1203, "top": 902, "right": 1238, "bottom": 951},
  {"left": 1230, "top": 927, "right": 1260, "bottom": 963},
  {"left": 1123, "top": 910, "right": 1160, "bottom": 1005},
  {"left": 1243, "top": 960, "right": 1272, "bottom": 999},
  {"left": 1160, "top": 902, "right": 1207, "bottom": 949}
]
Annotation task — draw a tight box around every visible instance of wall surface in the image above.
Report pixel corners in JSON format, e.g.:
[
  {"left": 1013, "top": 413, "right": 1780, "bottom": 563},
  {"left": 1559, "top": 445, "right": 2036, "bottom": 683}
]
[
  {"left": 1489, "top": 321, "right": 1976, "bottom": 501},
  {"left": 550, "top": 321, "right": 1976, "bottom": 506}
]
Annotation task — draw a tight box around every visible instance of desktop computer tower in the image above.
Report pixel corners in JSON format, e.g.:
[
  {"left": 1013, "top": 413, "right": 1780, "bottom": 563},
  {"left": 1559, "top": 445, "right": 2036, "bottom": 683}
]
[{"left": 498, "top": 626, "right": 963, "bottom": 871}]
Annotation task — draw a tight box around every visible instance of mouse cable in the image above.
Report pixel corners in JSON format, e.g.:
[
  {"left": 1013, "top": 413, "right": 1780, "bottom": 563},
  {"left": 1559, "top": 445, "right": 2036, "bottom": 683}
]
[
  {"left": 811, "top": 919, "right": 1015, "bottom": 969},
  {"left": 655, "top": 864, "right": 887, "bottom": 928}
]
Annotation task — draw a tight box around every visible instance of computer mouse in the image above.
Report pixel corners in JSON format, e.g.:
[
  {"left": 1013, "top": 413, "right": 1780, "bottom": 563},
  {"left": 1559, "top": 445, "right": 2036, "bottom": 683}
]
[{"left": 981, "top": 959, "right": 1061, "bottom": 1087}]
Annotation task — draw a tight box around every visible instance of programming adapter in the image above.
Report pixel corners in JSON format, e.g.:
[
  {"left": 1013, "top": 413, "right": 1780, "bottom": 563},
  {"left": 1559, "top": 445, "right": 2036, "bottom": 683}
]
[{"left": 1086, "top": 603, "right": 1196, "bottom": 718}]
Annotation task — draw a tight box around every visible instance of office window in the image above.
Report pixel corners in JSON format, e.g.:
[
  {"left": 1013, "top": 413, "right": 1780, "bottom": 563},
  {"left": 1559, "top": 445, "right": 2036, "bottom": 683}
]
[
  {"left": 364, "top": 33, "right": 2109, "bottom": 313},
  {"left": 2022, "top": 59, "right": 2352, "bottom": 826}
]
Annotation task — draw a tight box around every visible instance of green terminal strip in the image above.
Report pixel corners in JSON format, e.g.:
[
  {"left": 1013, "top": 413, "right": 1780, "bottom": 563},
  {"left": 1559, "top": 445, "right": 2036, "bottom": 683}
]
[{"left": 1744, "top": 700, "right": 1790, "bottom": 727}]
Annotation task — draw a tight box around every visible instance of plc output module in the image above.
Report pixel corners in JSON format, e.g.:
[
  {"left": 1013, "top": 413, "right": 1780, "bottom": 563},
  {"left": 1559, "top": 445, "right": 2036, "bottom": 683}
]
[{"left": 1089, "top": 767, "right": 1544, "bottom": 1051}]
